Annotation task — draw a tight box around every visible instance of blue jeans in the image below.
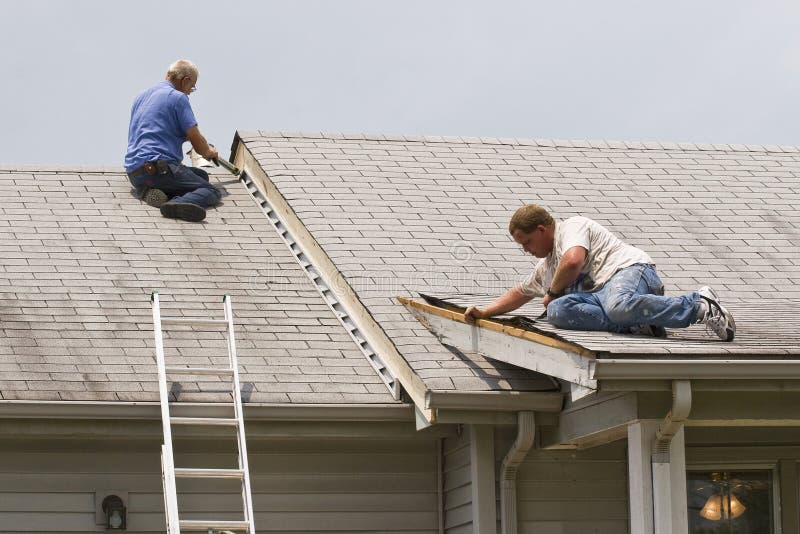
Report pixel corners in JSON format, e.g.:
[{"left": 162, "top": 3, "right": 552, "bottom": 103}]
[
  {"left": 546, "top": 264, "right": 703, "bottom": 333},
  {"left": 130, "top": 164, "right": 221, "bottom": 208}
]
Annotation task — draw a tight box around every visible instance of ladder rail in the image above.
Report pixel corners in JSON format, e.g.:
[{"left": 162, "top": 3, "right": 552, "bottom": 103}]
[
  {"left": 224, "top": 294, "right": 256, "bottom": 534},
  {"left": 152, "top": 291, "right": 180, "bottom": 534}
]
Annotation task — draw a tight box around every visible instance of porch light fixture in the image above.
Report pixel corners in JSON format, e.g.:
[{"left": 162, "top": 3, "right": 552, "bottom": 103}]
[
  {"left": 101, "top": 494, "right": 127, "bottom": 530},
  {"left": 699, "top": 472, "right": 746, "bottom": 521}
]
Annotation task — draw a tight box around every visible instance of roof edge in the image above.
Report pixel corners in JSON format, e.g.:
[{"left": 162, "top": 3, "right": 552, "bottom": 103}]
[
  {"left": 0, "top": 400, "right": 413, "bottom": 421},
  {"left": 232, "top": 142, "right": 436, "bottom": 424},
  {"left": 592, "top": 359, "right": 800, "bottom": 380},
  {"left": 426, "top": 390, "right": 563, "bottom": 412},
  {"left": 235, "top": 130, "right": 800, "bottom": 154}
]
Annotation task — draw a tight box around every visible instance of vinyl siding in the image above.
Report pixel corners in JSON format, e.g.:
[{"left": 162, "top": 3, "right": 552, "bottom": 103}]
[
  {"left": 498, "top": 431, "right": 629, "bottom": 534},
  {"left": 0, "top": 436, "right": 439, "bottom": 533},
  {"left": 443, "top": 431, "right": 472, "bottom": 534}
]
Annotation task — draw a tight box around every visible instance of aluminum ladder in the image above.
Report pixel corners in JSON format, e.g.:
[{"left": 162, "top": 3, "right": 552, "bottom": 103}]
[{"left": 151, "top": 291, "right": 256, "bottom": 534}]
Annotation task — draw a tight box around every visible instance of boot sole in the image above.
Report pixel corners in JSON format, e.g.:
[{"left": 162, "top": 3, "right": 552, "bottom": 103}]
[
  {"left": 142, "top": 188, "right": 168, "bottom": 208},
  {"left": 700, "top": 295, "right": 736, "bottom": 342},
  {"left": 160, "top": 202, "right": 206, "bottom": 222}
]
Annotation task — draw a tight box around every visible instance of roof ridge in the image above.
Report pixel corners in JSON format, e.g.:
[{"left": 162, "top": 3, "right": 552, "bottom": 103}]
[{"left": 243, "top": 130, "right": 800, "bottom": 154}]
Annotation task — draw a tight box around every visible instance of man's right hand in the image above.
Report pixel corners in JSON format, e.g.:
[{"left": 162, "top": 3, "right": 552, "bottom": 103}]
[
  {"left": 464, "top": 306, "right": 485, "bottom": 322},
  {"left": 206, "top": 146, "right": 219, "bottom": 161}
]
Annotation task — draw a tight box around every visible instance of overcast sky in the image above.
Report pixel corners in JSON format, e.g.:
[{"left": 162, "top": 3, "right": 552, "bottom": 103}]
[{"left": 1, "top": 0, "right": 798, "bottom": 165}]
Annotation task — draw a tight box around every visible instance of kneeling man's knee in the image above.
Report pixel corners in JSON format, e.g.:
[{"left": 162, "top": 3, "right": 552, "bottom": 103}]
[{"left": 546, "top": 299, "right": 570, "bottom": 328}]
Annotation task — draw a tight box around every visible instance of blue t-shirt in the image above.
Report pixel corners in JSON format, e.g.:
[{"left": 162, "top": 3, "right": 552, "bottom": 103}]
[{"left": 124, "top": 80, "right": 197, "bottom": 172}]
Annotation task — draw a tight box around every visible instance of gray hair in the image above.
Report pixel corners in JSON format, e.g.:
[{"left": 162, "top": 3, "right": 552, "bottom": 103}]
[{"left": 166, "top": 59, "right": 199, "bottom": 81}]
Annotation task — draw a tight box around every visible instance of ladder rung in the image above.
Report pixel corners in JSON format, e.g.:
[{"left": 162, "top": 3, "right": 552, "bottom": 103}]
[
  {"left": 165, "top": 366, "right": 235, "bottom": 376},
  {"left": 179, "top": 519, "right": 250, "bottom": 531},
  {"left": 170, "top": 417, "right": 238, "bottom": 426},
  {"left": 161, "top": 317, "right": 229, "bottom": 327},
  {"left": 174, "top": 468, "right": 244, "bottom": 479}
]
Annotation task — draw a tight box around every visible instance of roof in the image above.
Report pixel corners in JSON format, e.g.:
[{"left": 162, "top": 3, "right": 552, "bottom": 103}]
[
  {"left": 234, "top": 131, "right": 800, "bottom": 369},
  {"left": 0, "top": 166, "right": 397, "bottom": 404}
]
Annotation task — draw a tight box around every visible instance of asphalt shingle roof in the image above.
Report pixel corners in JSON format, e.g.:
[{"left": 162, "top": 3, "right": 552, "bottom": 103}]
[
  {"left": 0, "top": 166, "right": 397, "bottom": 404},
  {"left": 237, "top": 131, "right": 800, "bottom": 370}
]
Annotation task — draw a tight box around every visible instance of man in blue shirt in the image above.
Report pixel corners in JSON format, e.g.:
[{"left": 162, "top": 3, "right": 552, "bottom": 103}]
[{"left": 124, "top": 59, "right": 221, "bottom": 222}]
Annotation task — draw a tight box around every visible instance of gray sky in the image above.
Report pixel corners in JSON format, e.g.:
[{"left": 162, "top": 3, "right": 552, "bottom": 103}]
[{"left": 1, "top": 0, "right": 798, "bottom": 165}]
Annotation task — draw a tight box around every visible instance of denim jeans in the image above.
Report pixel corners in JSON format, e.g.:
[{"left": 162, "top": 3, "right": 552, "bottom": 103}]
[
  {"left": 546, "top": 263, "right": 703, "bottom": 333},
  {"left": 131, "top": 164, "right": 221, "bottom": 208}
]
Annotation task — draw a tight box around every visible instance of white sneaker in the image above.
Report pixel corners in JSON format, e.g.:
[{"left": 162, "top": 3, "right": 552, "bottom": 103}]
[{"left": 697, "top": 286, "right": 736, "bottom": 342}]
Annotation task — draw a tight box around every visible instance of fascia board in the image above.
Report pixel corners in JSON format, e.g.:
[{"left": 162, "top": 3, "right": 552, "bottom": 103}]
[
  {"left": 0, "top": 401, "right": 413, "bottom": 422},
  {"left": 233, "top": 144, "right": 434, "bottom": 424},
  {"left": 401, "top": 298, "right": 597, "bottom": 393},
  {"left": 426, "top": 390, "right": 563, "bottom": 412},
  {"left": 591, "top": 359, "right": 800, "bottom": 380}
]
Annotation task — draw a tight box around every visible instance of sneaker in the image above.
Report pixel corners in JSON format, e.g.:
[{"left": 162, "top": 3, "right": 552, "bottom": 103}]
[
  {"left": 142, "top": 188, "right": 168, "bottom": 208},
  {"left": 629, "top": 324, "right": 668, "bottom": 338},
  {"left": 160, "top": 201, "right": 206, "bottom": 222},
  {"left": 697, "top": 286, "right": 736, "bottom": 342}
]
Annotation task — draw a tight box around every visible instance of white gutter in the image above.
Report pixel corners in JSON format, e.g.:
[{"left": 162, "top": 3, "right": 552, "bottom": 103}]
[
  {"left": 500, "top": 411, "right": 536, "bottom": 534},
  {"left": 591, "top": 359, "right": 800, "bottom": 380},
  {"left": 0, "top": 400, "right": 413, "bottom": 421},
  {"left": 652, "top": 381, "right": 691, "bottom": 534},
  {"left": 426, "top": 390, "right": 563, "bottom": 413}
]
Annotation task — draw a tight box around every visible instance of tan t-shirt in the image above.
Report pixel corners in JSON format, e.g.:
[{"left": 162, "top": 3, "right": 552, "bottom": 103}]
[{"left": 518, "top": 216, "right": 652, "bottom": 297}]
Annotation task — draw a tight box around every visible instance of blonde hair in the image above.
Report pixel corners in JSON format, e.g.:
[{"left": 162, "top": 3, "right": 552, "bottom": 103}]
[
  {"left": 166, "top": 59, "right": 199, "bottom": 81},
  {"left": 508, "top": 204, "right": 554, "bottom": 234}
]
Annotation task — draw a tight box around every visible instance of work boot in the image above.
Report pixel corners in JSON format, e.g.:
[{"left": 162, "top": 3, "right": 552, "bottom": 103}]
[
  {"left": 697, "top": 286, "right": 736, "bottom": 342},
  {"left": 160, "top": 201, "right": 206, "bottom": 222},
  {"left": 142, "top": 188, "right": 168, "bottom": 208}
]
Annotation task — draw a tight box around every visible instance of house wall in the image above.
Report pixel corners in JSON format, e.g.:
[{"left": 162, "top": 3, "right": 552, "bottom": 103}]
[
  {"left": 498, "top": 429, "right": 630, "bottom": 534},
  {"left": 0, "top": 434, "right": 439, "bottom": 534},
  {"left": 442, "top": 429, "right": 472, "bottom": 534}
]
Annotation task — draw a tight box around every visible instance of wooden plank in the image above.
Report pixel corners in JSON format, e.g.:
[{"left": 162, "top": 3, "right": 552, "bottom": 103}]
[
  {"left": 403, "top": 300, "right": 597, "bottom": 392},
  {"left": 779, "top": 460, "right": 799, "bottom": 534},
  {"left": 398, "top": 297, "right": 594, "bottom": 357}
]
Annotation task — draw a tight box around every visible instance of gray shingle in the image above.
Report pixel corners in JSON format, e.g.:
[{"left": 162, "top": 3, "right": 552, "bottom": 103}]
[
  {"left": 0, "top": 168, "right": 397, "bottom": 404},
  {"left": 240, "top": 132, "right": 800, "bottom": 387}
]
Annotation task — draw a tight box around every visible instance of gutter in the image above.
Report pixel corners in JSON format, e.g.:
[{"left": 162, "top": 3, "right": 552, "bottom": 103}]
[
  {"left": 426, "top": 390, "right": 563, "bottom": 413},
  {"left": 0, "top": 401, "right": 414, "bottom": 421},
  {"left": 500, "top": 412, "right": 536, "bottom": 534},
  {"left": 591, "top": 359, "right": 800, "bottom": 380}
]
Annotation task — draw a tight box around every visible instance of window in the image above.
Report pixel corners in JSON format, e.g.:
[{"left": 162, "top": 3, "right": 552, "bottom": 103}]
[{"left": 687, "top": 469, "right": 775, "bottom": 534}]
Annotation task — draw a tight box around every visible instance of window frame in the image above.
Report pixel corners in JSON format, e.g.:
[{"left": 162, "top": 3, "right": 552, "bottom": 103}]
[{"left": 685, "top": 462, "right": 782, "bottom": 534}]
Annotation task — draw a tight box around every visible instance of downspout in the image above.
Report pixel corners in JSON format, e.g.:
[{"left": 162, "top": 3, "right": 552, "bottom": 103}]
[
  {"left": 437, "top": 438, "right": 444, "bottom": 534},
  {"left": 652, "top": 380, "right": 692, "bottom": 534},
  {"left": 500, "top": 411, "right": 536, "bottom": 534}
]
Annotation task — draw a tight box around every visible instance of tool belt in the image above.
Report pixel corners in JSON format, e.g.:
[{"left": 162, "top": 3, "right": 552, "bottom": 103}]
[{"left": 127, "top": 160, "right": 171, "bottom": 179}]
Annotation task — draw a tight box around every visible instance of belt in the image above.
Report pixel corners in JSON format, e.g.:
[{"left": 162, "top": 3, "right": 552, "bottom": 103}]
[{"left": 127, "top": 160, "right": 171, "bottom": 179}]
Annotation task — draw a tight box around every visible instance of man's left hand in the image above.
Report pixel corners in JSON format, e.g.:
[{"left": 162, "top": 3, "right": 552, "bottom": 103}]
[{"left": 542, "top": 294, "right": 554, "bottom": 308}]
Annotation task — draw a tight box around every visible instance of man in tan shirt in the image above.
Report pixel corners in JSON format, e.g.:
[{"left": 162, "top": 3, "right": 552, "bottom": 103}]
[{"left": 465, "top": 204, "right": 736, "bottom": 341}]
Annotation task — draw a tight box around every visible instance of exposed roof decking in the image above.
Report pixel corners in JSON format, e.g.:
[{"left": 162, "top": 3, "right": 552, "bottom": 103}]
[
  {"left": 0, "top": 167, "right": 397, "bottom": 404},
  {"left": 237, "top": 131, "right": 800, "bottom": 380}
]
